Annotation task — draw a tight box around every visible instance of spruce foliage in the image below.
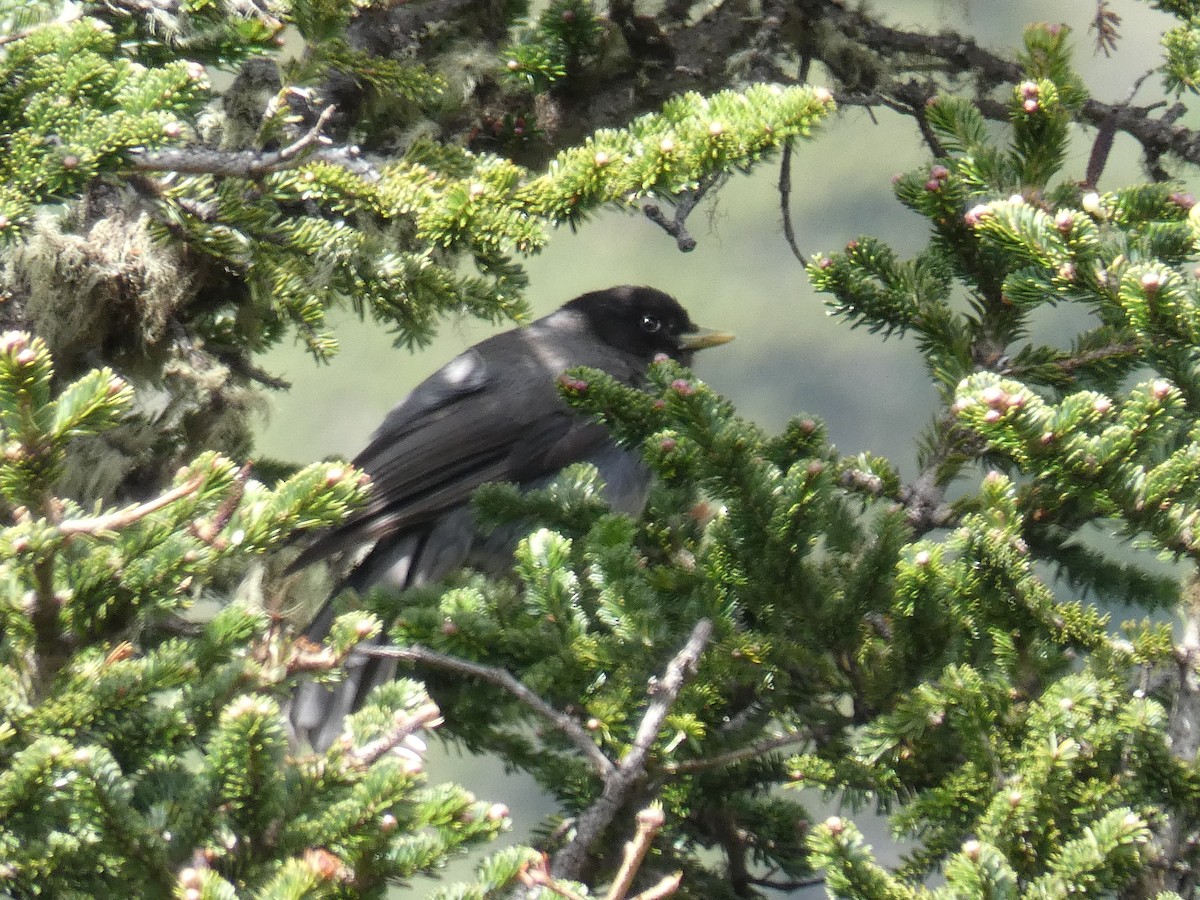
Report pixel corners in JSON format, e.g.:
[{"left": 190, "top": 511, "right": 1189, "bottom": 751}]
[{"left": 6, "top": 1, "right": 1200, "bottom": 898}]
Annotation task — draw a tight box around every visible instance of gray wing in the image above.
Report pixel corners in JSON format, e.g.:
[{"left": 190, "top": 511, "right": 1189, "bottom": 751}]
[{"left": 287, "top": 340, "right": 612, "bottom": 572}]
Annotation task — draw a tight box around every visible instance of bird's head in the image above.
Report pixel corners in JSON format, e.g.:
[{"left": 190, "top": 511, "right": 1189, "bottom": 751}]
[{"left": 565, "top": 285, "right": 734, "bottom": 366}]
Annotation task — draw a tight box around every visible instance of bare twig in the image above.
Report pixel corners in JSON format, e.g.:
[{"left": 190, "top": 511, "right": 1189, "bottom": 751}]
[
  {"left": 130, "top": 106, "right": 341, "bottom": 178},
  {"left": 642, "top": 173, "right": 725, "bottom": 252},
  {"left": 356, "top": 643, "right": 614, "bottom": 777},
  {"left": 1090, "top": 1, "right": 1122, "bottom": 58},
  {"left": 211, "top": 348, "right": 292, "bottom": 390},
  {"left": 552, "top": 619, "right": 713, "bottom": 881},
  {"left": 629, "top": 873, "right": 682, "bottom": 900},
  {"left": 662, "top": 731, "right": 811, "bottom": 773},
  {"left": 778, "top": 141, "right": 806, "bottom": 263},
  {"left": 347, "top": 700, "right": 442, "bottom": 769},
  {"left": 607, "top": 807, "right": 667, "bottom": 900},
  {"left": 748, "top": 873, "right": 826, "bottom": 891},
  {"left": 518, "top": 855, "right": 590, "bottom": 900},
  {"left": 59, "top": 473, "right": 206, "bottom": 536}
]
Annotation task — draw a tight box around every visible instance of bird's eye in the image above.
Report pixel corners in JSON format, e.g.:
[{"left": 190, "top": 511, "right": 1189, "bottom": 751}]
[{"left": 641, "top": 314, "right": 662, "bottom": 333}]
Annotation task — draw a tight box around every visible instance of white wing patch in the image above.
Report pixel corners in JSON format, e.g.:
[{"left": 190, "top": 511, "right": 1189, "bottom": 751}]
[{"left": 443, "top": 349, "right": 484, "bottom": 386}]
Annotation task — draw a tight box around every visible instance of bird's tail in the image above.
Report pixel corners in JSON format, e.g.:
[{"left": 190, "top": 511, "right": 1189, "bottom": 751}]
[
  {"left": 287, "top": 506, "right": 520, "bottom": 749},
  {"left": 289, "top": 596, "right": 399, "bottom": 751},
  {"left": 286, "top": 530, "right": 428, "bottom": 751}
]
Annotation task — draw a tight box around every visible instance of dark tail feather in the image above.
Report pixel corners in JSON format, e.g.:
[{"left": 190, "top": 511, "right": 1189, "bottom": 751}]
[
  {"left": 290, "top": 626, "right": 398, "bottom": 751},
  {"left": 287, "top": 508, "right": 493, "bottom": 750},
  {"left": 287, "top": 530, "right": 424, "bottom": 750}
]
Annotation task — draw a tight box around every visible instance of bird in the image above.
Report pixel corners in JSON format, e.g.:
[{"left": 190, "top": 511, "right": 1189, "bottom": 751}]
[{"left": 288, "top": 285, "right": 733, "bottom": 750}]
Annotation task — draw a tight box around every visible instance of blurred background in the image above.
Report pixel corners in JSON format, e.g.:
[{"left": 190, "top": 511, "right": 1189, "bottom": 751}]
[{"left": 254, "top": 1, "right": 1190, "bottom": 893}]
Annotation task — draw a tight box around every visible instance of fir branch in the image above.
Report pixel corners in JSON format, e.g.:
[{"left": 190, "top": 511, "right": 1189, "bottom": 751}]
[
  {"left": 129, "top": 105, "right": 340, "bottom": 178},
  {"left": 551, "top": 618, "right": 713, "bottom": 881},
  {"left": 356, "top": 643, "right": 615, "bottom": 777},
  {"left": 0, "top": 5, "right": 80, "bottom": 47},
  {"left": 1138, "top": 578, "right": 1200, "bottom": 895},
  {"left": 1006, "top": 339, "right": 1141, "bottom": 381},
  {"left": 899, "top": 419, "right": 964, "bottom": 535}
]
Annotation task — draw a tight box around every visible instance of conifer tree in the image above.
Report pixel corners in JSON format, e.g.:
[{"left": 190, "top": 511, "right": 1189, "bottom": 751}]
[{"left": 6, "top": 1, "right": 1200, "bottom": 899}]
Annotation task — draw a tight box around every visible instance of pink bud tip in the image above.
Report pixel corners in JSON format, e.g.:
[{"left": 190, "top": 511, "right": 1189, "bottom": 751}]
[
  {"left": 964, "top": 204, "right": 991, "bottom": 226},
  {"left": 557, "top": 374, "right": 589, "bottom": 392},
  {"left": 980, "top": 386, "right": 1006, "bottom": 407}
]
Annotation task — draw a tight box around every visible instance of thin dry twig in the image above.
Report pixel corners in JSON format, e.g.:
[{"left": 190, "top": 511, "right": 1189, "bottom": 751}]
[
  {"left": 59, "top": 473, "right": 206, "bottom": 535},
  {"left": 607, "top": 807, "right": 667, "bottom": 900},
  {"left": 642, "top": 173, "right": 725, "bottom": 252},
  {"left": 356, "top": 643, "right": 614, "bottom": 777},
  {"left": 130, "top": 105, "right": 341, "bottom": 178},
  {"left": 629, "top": 873, "right": 682, "bottom": 900},
  {"left": 346, "top": 700, "right": 442, "bottom": 769},
  {"left": 518, "top": 855, "right": 590, "bottom": 900},
  {"left": 662, "top": 731, "right": 811, "bottom": 774},
  {"left": 551, "top": 619, "right": 713, "bottom": 881},
  {"left": 778, "top": 141, "right": 805, "bottom": 263}
]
